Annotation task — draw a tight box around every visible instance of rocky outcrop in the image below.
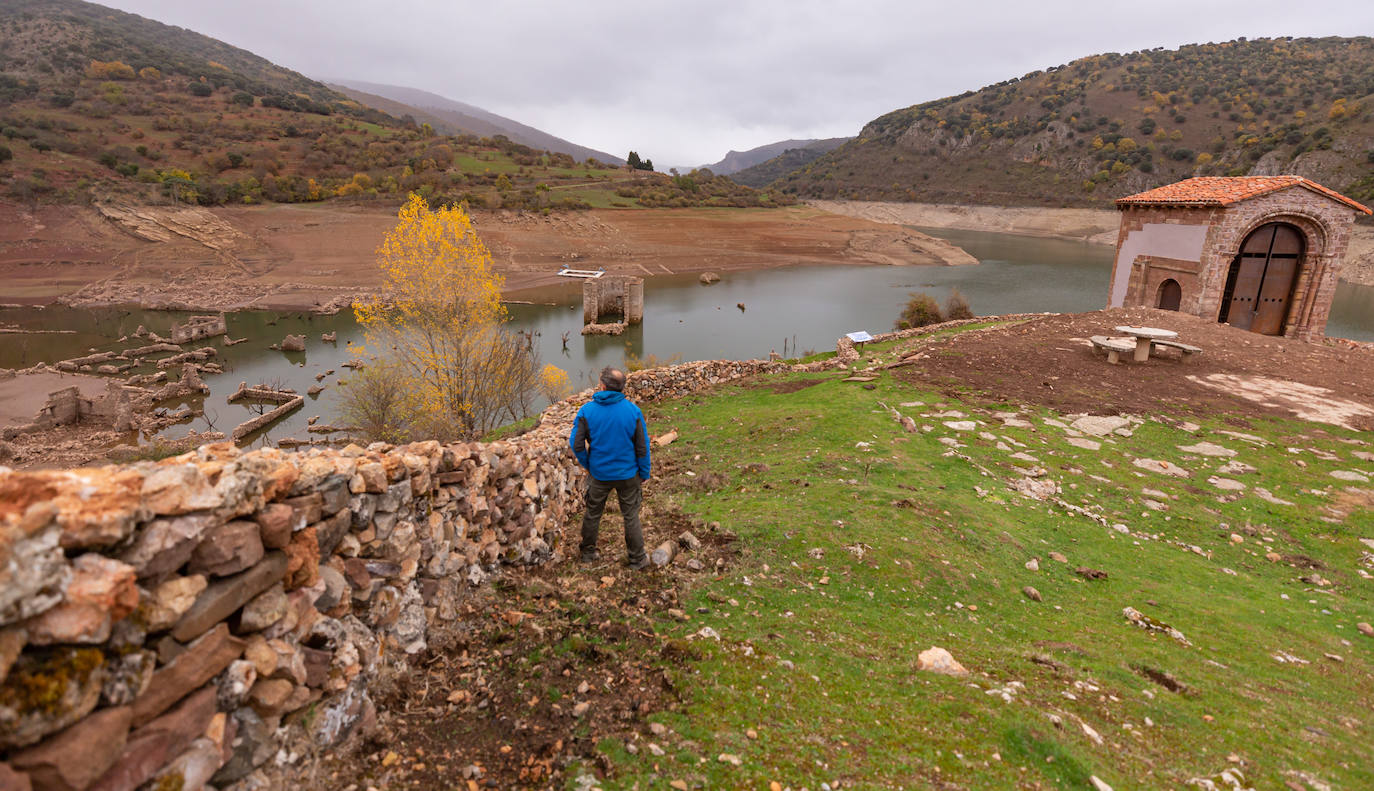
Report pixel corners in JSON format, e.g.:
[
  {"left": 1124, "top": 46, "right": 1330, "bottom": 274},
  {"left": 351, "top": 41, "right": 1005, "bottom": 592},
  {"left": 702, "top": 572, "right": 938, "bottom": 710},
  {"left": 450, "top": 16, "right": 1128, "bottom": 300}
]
[{"left": 0, "top": 356, "right": 785, "bottom": 788}]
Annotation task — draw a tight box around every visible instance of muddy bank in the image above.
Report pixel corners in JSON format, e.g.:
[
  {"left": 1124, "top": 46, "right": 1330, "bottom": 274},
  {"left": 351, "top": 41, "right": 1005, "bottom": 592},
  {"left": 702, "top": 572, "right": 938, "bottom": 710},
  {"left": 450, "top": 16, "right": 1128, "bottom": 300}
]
[
  {"left": 0, "top": 201, "right": 975, "bottom": 312},
  {"left": 812, "top": 199, "right": 1374, "bottom": 287}
]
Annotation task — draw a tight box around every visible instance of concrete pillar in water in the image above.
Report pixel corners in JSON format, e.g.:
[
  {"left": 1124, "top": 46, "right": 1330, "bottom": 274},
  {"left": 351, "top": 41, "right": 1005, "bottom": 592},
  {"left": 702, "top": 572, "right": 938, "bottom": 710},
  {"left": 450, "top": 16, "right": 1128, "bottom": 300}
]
[{"left": 582, "top": 275, "right": 644, "bottom": 325}]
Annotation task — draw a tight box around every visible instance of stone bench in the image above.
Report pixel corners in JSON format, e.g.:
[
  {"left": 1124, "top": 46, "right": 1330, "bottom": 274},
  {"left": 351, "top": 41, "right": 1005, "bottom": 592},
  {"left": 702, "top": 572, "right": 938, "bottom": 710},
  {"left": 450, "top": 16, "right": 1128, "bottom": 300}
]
[
  {"left": 1150, "top": 339, "right": 1203, "bottom": 360},
  {"left": 1089, "top": 335, "right": 1136, "bottom": 365}
]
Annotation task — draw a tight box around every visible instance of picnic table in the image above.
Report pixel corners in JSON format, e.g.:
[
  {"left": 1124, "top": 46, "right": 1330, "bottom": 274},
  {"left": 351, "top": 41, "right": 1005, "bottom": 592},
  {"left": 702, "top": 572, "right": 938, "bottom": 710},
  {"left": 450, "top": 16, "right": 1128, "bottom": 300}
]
[{"left": 1114, "top": 326, "right": 1178, "bottom": 362}]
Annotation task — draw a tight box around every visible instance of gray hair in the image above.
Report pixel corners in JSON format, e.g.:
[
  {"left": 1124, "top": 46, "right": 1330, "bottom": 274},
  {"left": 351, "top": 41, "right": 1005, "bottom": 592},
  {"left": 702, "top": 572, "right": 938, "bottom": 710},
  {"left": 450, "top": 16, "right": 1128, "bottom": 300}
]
[{"left": 599, "top": 366, "right": 626, "bottom": 392}]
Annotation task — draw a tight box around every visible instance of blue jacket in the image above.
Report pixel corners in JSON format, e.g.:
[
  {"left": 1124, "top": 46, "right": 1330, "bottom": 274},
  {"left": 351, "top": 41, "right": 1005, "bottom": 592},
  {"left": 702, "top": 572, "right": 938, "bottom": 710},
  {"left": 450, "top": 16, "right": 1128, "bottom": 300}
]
[{"left": 570, "top": 390, "right": 651, "bottom": 481}]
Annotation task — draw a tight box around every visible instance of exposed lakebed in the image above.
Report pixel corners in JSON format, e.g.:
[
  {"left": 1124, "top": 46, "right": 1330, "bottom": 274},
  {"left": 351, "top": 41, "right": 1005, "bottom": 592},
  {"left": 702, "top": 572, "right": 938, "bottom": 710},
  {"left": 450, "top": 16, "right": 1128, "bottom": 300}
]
[{"left": 3, "top": 228, "right": 1372, "bottom": 447}]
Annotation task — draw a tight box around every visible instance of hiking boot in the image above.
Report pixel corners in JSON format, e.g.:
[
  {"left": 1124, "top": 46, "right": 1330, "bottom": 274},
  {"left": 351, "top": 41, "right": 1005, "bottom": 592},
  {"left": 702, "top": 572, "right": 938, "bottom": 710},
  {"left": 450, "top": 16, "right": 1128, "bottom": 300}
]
[
  {"left": 580, "top": 549, "right": 601, "bottom": 563},
  {"left": 627, "top": 556, "right": 650, "bottom": 571}
]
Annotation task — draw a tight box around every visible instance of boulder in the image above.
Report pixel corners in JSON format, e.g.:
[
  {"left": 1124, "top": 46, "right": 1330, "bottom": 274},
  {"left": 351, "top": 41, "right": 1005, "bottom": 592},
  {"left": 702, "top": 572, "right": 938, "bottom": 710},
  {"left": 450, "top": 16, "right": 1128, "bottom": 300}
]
[
  {"left": 0, "top": 647, "right": 106, "bottom": 750},
  {"left": 139, "top": 465, "right": 221, "bottom": 516},
  {"left": 916, "top": 646, "right": 969, "bottom": 677},
  {"left": 92, "top": 687, "right": 216, "bottom": 791},
  {"left": 280, "top": 335, "right": 305, "bottom": 352}
]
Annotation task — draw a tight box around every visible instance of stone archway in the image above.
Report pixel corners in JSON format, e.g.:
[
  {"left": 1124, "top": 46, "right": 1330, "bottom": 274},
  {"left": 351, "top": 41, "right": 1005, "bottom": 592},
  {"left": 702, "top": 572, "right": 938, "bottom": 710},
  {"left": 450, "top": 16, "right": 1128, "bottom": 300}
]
[
  {"left": 1217, "top": 222, "right": 1306, "bottom": 335},
  {"left": 1156, "top": 279, "right": 1182, "bottom": 311}
]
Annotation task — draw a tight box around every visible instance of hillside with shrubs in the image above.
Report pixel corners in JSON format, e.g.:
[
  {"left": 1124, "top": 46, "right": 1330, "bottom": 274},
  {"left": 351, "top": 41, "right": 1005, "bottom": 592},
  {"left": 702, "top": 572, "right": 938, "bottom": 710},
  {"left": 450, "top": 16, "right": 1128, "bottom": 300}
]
[
  {"left": 771, "top": 37, "right": 1374, "bottom": 208},
  {"left": 0, "top": 0, "right": 788, "bottom": 211}
]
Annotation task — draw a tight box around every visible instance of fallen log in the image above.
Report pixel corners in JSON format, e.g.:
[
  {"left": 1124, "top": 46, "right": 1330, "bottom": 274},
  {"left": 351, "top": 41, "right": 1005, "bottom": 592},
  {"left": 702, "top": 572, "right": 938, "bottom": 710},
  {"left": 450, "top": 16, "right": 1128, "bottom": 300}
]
[{"left": 650, "top": 540, "right": 678, "bottom": 567}]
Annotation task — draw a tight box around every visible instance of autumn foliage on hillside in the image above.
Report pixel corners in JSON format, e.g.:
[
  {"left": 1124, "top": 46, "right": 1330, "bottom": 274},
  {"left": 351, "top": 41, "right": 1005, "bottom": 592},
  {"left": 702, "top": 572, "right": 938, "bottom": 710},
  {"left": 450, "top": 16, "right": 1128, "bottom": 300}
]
[{"left": 777, "top": 37, "right": 1374, "bottom": 208}]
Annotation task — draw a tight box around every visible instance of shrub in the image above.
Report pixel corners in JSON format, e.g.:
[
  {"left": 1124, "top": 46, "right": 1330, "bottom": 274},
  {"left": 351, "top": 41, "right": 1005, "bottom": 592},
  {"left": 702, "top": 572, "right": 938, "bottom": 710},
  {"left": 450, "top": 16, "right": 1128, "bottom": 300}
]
[
  {"left": 943, "top": 288, "right": 974, "bottom": 320},
  {"left": 86, "top": 60, "right": 135, "bottom": 80},
  {"left": 188, "top": 82, "right": 213, "bottom": 97},
  {"left": 0, "top": 145, "right": 11, "bottom": 164},
  {"left": 894, "top": 292, "right": 944, "bottom": 330}
]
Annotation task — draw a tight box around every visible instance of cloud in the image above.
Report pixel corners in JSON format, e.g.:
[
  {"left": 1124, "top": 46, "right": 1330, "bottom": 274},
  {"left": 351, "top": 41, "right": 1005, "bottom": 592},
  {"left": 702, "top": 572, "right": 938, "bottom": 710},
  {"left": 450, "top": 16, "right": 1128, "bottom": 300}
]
[{"left": 101, "top": 0, "right": 1374, "bottom": 165}]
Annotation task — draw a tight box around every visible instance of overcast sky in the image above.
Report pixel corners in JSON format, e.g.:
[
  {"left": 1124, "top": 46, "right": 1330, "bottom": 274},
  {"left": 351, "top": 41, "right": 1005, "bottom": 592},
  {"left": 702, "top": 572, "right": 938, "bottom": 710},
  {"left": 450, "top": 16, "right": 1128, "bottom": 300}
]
[{"left": 100, "top": 0, "right": 1374, "bottom": 168}]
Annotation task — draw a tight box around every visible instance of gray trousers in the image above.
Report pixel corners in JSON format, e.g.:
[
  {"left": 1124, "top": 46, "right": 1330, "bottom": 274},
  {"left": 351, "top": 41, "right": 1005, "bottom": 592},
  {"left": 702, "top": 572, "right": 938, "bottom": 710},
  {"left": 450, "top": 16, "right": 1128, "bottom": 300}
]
[{"left": 580, "top": 477, "right": 645, "bottom": 563}]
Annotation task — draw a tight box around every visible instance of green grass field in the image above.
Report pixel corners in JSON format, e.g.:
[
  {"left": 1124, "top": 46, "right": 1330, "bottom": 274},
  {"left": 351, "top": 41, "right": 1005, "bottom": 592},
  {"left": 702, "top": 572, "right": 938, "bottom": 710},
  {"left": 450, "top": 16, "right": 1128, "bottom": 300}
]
[{"left": 576, "top": 354, "right": 1374, "bottom": 789}]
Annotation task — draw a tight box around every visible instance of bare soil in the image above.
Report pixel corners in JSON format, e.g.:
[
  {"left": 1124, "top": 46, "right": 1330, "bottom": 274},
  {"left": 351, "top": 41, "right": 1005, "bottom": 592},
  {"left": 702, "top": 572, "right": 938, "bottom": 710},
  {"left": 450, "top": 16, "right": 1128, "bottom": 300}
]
[
  {"left": 893, "top": 307, "right": 1374, "bottom": 429},
  {"left": 300, "top": 469, "right": 736, "bottom": 791},
  {"left": 0, "top": 371, "right": 106, "bottom": 428},
  {"left": 0, "top": 201, "right": 971, "bottom": 310}
]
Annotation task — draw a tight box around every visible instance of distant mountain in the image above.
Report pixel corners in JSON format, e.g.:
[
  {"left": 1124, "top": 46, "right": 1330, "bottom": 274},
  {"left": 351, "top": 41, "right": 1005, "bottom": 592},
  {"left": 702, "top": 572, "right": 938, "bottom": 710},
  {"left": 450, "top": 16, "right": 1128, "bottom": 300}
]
[
  {"left": 776, "top": 37, "right": 1374, "bottom": 208},
  {"left": 700, "top": 138, "right": 850, "bottom": 176},
  {"left": 330, "top": 79, "right": 623, "bottom": 165},
  {"left": 728, "top": 140, "right": 851, "bottom": 188}
]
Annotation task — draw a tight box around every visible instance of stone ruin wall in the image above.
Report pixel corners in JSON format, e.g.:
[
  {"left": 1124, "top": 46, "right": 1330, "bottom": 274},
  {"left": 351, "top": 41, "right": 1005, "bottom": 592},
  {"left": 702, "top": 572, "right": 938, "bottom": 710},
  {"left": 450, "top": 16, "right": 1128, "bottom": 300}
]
[
  {"left": 0, "top": 357, "right": 787, "bottom": 791},
  {"left": 582, "top": 276, "right": 644, "bottom": 326}
]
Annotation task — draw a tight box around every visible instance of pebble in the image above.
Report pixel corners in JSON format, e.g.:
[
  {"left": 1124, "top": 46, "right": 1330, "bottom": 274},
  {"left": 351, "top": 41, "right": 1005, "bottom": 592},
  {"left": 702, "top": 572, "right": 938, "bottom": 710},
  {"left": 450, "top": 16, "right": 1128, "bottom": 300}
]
[
  {"left": 1358, "top": 622, "right": 1373, "bottom": 637},
  {"left": 1049, "top": 551, "right": 1068, "bottom": 563},
  {"left": 572, "top": 701, "right": 590, "bottom": 717},
  {"left": 717, "top": 753, "right": 742, "bottom": 766},
  {"left": 1022, "top": 586, "right": 1042, "bottom": 602},
  {"left": 1025, "top": 558, "right": 1040, "bottom": 571}
]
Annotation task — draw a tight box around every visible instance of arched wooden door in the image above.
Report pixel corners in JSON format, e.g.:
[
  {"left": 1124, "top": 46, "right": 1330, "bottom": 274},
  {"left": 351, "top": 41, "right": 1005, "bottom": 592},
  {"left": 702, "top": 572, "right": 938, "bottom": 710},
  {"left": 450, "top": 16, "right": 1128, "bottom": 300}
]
[
  {"left": 1156, "top": 279, "right": 1182, "bottom": 311},
  {"left": 1218, "top": 223, "right": 1304, "bottom": 335}
]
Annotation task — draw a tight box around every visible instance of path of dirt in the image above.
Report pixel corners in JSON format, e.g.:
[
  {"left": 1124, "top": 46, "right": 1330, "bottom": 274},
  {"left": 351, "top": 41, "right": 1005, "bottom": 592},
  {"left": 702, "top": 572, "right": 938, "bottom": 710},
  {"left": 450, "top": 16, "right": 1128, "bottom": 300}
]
[
  {"left": 893, "top": 307, "right": 1374, "bottom": 430},
  {"left": 0, "top": 201, "right": 973, "bottom": 311},
  {"left": 814, "top": 199, "right": 1374, "bottom": 287}
]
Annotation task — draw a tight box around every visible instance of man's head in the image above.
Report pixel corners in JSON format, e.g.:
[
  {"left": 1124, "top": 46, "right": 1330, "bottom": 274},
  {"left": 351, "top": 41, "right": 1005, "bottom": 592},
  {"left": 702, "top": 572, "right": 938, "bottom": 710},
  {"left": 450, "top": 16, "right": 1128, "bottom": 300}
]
[{"left": 599, "top": 366, "right": 626, "bottom": 392}]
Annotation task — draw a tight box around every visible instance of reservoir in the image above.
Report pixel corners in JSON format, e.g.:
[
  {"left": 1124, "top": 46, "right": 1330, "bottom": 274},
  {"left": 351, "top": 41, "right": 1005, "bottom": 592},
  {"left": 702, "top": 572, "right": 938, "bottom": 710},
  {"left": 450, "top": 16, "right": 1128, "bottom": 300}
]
[{"left": 3, "top": 228, "right": 1372, "bottom": 446}]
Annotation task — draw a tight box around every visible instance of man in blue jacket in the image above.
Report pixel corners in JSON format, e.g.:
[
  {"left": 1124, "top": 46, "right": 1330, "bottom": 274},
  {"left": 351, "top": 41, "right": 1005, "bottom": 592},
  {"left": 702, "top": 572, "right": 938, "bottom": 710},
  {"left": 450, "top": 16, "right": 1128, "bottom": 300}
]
[{"left": 570, "top": 366, "right": 652, "bottom": 569}]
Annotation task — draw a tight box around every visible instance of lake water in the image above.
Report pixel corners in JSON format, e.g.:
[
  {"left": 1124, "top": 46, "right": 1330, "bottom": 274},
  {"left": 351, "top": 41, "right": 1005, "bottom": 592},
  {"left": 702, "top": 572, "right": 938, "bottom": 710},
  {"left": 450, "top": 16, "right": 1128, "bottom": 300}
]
[{"left": 3, "top": 227, "right": 1372, "bottom": 446}]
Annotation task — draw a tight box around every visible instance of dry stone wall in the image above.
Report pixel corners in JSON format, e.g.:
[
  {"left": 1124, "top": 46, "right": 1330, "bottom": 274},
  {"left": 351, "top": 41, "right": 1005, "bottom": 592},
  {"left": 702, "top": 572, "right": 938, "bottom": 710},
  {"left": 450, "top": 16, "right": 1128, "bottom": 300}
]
[{"left": 0, "top": 356, "right": 786, "bottom": 791}]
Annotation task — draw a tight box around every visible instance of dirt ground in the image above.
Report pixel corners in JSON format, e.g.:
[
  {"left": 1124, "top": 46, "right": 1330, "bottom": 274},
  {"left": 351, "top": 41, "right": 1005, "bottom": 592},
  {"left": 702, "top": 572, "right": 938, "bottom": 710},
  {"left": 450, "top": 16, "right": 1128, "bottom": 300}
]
[
  {"left": 894, "top": 306, "right": 1374, "bottom": 429},
  {"left": 0, "top": 371, "right": 107, "bottom": 427},
  {"left": 815, "top": 199, "right": 1374, "bottom": 287},
  {"left": 299, "top": 467, "right": 735, "bottom": 791},
  {"left": 0, "top": 201, "right": 971, "bottom": 311}
]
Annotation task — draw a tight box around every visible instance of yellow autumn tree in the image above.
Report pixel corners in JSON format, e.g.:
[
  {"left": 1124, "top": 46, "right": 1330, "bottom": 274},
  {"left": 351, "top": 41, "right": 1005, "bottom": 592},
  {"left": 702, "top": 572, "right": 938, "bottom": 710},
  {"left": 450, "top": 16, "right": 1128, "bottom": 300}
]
[{"left": 345, "top": 193, "right": 569, "bottom": 441}]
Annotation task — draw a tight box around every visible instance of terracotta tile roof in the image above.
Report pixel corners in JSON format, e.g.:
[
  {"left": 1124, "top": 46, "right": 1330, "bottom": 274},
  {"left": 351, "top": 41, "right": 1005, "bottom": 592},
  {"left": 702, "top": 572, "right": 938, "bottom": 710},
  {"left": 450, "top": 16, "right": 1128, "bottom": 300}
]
[{"left": 1116, "top": 176, "right": 1372, "bottom": 215}]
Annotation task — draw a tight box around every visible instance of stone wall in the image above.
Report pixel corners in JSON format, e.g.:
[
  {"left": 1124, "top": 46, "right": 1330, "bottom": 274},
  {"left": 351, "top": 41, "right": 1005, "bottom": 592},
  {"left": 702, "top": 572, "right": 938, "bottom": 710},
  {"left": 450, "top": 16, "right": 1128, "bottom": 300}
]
[
  {"left": 0, "top": 356, "right": 785, "bottom": 791},
  {"left": 582, "top": 275, "right": 644, "bottom": 326}
]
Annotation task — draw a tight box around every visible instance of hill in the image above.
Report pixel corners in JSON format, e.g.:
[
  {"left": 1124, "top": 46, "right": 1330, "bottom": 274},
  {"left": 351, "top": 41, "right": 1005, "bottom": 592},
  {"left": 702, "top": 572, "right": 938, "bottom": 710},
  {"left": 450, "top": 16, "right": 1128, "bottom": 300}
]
[
  {"left": 700, "top": 137, "right": 850, "bottom": 175},
  {"left": 775, "top": 37, "right": 1374, "bottom": 208},
  {"left": 0, "top": 0, "right": 784, "bottom": 212},
  {"left": 328, "top": 79, "right": 624, "bottom": 166},
  {"left": 729, "top": 138, "right": 850, "bottom": 187}
]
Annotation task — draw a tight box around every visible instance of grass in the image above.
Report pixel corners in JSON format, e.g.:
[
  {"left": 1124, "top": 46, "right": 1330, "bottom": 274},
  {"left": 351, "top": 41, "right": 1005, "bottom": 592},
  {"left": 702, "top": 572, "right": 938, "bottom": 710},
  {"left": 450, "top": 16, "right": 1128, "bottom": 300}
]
[{"left": 587, "top": 362, "right": 1374, "bottom": 789}]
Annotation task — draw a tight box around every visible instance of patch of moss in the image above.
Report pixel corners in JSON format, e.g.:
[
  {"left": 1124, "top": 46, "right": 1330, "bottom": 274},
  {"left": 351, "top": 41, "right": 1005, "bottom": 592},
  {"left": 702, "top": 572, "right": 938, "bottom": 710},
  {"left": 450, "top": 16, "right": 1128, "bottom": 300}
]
[
  {"left": 0, "top": 647, "right": 104, "bottom": 716},
  {"left": 151, "top": 772, "right": 185, "bottom": 791}
]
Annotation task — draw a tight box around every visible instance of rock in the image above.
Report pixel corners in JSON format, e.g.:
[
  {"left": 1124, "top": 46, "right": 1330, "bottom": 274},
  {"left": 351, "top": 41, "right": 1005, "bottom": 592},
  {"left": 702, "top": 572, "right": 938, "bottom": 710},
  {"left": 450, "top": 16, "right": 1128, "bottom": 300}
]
[
  {"left": 281, "top": 335, "right": 305, "bottom": 352},
  {"left": 187, "top": 520, "right": 264, "bottom": 578},
  {"left": 916, "top": 646, "right": 968, "bottom": 677},
  {"left": 0, "top": 627, "right": 26, "bottom": 685},
  {"left": 1066, "top": 437, "right": 1102, "bottom": 451},
  {"left": 1357, "top": 622, "right": 1373, "bottom": 638},
  {"left": 677, "top": 531, "right": 701, "bottom": 551},
  {"left": 139, "top": 465, "right": 221, "bottom": 516},
  {"left": 9, "top": 705, "right": 132, "bottom": 791},
  {"left": 314, "top": 566, "right": 348, "bottom": 612},
  {"left": 248, "top": 678, "right": 295, "bottom": 716},
  {"left": 252, "top": 504, "right": 295, "bottom": 550},
  {"left": 1132, "top": 458, "right": 1190, "bottom": 477},
  {"left": 237, "top": 584, "right": 289, "bottom": 633},
  {"left": 651, "top": 540, "right": 678, "bottom": 567},
  {"left": 1207, "top": 476, "right": 1246, "bottom": 491},
  {"left": 1176, "top": 442, "right": 1237, "bottom": 458},
  {"left": 1330, "top": 470, "right": 1370, "bottom": 482},
  {"left": 944, "top": 420, "right": 977, "bottom": 431},
  {"left": 571, "top": 701, "right": 590, "bottom": 717},
  {"left": 100, "top": 650, "right": 155, "bottom": 706},
  {"left": 1048, "top": 552, "right": 1068, "bottom": 563},
  {"left": 1070, "top": 415, "right": 1131, "bottom": 436},
  {"left": 1024, "top": 558, "right": 1039, "bottom": 571},
  {"left": 131, "top": 623, "right": 245, "bottom": 727},
  {"left": 49, "top": 469, "right": 145, "bottom": 551},
  {"left": 1022, "top": 586, "right": 1042, "bottom": 602},
  {"left": 1075, "top": 567, "right": 1108, "bottom": 580},
  {"left": 0, "top": 647, "right": 106, "bottom": 750},
  {"left": 1122, "top": 606, "right": 1191, "bottom": 646},
  {"left": 171, "top": 551, "right": 287, "bottom": 643},
  {"left": 137, "top": 575, "right": 208, "bottom": 633},
  {"left": 1216, "top": 460, "right": 1257, "bottom": 475},
  {"left": 0, "top": 765, "right": 31, "bottom": 791},
  {"left": 314, "top": 510, "right": 351, "bottom": 557},
  {"left": 93, "top": 687, "right": 216, "bottom": 791},
  {"left": 284, "top": 526, "right": 321, "bottom": 591},
  {"left": 0, "top": 503, "right": 69, "bottom": 626},
  {"left": 717, "top": 753, "right": 742, "bottom": 766},
  {"left": 25, "top": 555, "right": 138, "bottom": 645},
  {"left": 119, "top": 513, "right": 220, "bottom": 581},
  {"left": 699, "top": 272, "right": 720, "bottom": 284},
  {"left": 282, "top": 493, "right": 323, "bottom": 527},
  {"left": 1013, "top": 477, "right": 1058, "bottom": 500},
  {"left": 212, "top": 708, "right": 274, "bottom": 784},
  {"left": 146, "top": 737, "right": 221, "bottom": 791},
  {"left": 218, "top": 660, "right": 257, "bottom": 709},
  {"left": 1090, "top": 774, "right": 1113, "bottom": 791}
]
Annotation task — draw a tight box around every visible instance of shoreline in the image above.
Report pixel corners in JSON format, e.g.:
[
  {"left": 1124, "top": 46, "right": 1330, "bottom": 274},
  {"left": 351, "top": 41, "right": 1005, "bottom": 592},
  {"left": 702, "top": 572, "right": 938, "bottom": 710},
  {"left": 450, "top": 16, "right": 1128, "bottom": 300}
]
[{"left": 810, "top": 199, "right": 1374, "bottom": 287}]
